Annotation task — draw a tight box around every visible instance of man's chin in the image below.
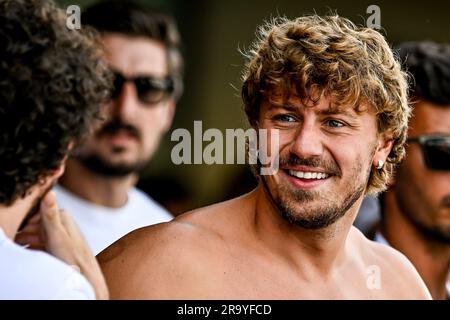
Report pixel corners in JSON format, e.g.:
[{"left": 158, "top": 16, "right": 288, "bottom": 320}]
[
  {"left": 278, "top": 201, "right": 342, "bottom": 229},
  {"left": 415, "top": 220, "right": 450, "bottom": 244},
  {"left": 272, "top": 183, "right": 364, "bottom": 230}
]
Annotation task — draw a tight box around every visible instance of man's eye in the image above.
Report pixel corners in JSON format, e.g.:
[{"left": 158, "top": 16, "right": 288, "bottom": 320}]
[
  {"left": 325, "top": 119, "right": 345, "bottom": 128},
  {"left": 274, "top": 114, "right": 296, "bottom": 122}
]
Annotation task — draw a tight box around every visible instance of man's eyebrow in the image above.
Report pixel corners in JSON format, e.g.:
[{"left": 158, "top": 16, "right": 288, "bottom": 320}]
[
  {"left": 318, "top": 108, "right": 358, "bottom": 119},
  {"left": 281, "top": 104, "right": 300, "bottom": 111},
  {"left": 267, "top": 101, "right": 301, "bottom": 111},
  {"left": 270, "top": 103, "right": 356, "bottom": 119},
  {"left": 270, "top": 101, "right": 358, "bottom": 119}
]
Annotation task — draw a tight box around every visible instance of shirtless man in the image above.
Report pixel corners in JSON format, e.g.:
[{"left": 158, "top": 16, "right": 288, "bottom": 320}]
[{"left": 98, "top": 15, "right": 431, "bottom": 299}]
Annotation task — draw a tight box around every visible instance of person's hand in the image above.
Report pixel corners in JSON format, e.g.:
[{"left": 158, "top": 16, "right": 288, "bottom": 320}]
[
  {"left": 15, "top": 213, "right": 46, "bottom": 251},
  {"left": 17, "top": 192, "right": 109, "bottom": 300}
]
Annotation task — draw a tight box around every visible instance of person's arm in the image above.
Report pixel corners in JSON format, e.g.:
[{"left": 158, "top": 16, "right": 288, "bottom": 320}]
[
  {"left": 98, "top": 225, "right": 178, "bottom": 299},
  {"left": 98, "top": 222, "right": 212, "bottom": 299}
]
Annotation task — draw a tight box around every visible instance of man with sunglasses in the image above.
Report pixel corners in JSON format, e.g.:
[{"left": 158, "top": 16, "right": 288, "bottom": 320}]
[
  {"left": 357, "top": 41, "right": 450, "bottom": 299},
  {"left": 52, "top": 0, "right": 182, "bottom": 255}
]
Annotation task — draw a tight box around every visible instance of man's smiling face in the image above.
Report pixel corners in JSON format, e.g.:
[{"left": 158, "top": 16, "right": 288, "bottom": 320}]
[{"left": 258, "top": 93, "right": 390, "bottom": 229}]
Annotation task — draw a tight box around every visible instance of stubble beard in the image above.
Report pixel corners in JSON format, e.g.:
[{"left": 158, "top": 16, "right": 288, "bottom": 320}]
[
  {"left": 397, "top": 191, "right": 450, "bottom": 244},
  {"left": 75, "top": 117, "right": 149, "bottom": 177},
  {"left": 261, "top": 151, "right": 373, "bottom": 230},
  {"left": 75, "top": 151, "right": 148, "bottom": 178}
]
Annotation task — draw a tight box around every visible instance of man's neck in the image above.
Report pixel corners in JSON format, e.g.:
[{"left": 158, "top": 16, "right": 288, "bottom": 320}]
[
  {"left": 382, "top": 190, "right": 450, "bottom": 300},
  {"left": 252, "top": 184, "right": 358, "bottom": 278},
  {"left": 0, "top": 194, "right": 36, "bottom": 239},
  {"left": 59, "top": 158, "right": 136, "bottom": 208}
]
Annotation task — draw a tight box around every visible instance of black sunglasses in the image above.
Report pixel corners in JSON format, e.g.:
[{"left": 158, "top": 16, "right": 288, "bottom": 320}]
[
  {"left": 111, "top": 70, "right": 174, "bottom": 105},
  {"left": 408, "top": 135, "right": 450, "bottom": 171}
]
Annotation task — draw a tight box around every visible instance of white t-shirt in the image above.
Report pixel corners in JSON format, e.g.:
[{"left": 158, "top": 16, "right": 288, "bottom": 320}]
[
  {"left": 54, "top": 185, "right": 173, "bottom": 255},
  {"left": 0, "top": 227, "right": 95, "bottom": 300}
]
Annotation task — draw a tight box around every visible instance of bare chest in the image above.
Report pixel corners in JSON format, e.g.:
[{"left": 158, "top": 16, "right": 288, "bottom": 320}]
[{"left": 193, "top": 254, "right": 393, "bottom": 299}]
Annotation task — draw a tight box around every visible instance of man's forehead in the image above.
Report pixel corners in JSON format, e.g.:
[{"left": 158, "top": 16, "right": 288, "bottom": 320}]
[
  {"left": 102, "top": 33, "right": 168, "bottom": 77},
  {"left": 409, "top": 100, "right": 450, "bottom": 136}
]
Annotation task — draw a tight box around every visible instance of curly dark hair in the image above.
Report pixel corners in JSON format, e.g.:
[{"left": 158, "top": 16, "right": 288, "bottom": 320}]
[
  {"left": 0, "top": 0, "right": 111, "bottom": 205},
  {"left": 82, "top": 0, "right": 183, "bottom": 100},
  {"left": 397, "top": 41, "right": 450, "bottom": 106}
]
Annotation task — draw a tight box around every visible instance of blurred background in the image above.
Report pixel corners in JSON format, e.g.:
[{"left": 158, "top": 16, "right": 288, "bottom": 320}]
[{"left": 58, "top": 0, "right": 450, "bottom": 215}]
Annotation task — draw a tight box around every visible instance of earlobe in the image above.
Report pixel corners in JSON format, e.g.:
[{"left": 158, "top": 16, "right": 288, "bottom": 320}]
[
  {"left": 373, "top": 133, "right": 394, "bottom": 169},
  {"left": 54, "top": 154, "right": 69, "bottom": 178},
  {"left": 48, "top": 165, "right": 65, "bottom": 180},
  {"left": 49, "top": 156, "right": 68, "bottom": 180},
  {"left": 36, "top": 164, "right": 65, "bottom": 193},
  {"left": 55, "top": 165, "right": 66, "bottom": 179}
]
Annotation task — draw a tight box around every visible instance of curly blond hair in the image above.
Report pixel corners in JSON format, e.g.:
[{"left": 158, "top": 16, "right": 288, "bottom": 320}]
[{"left": 241, "top": 15, "right": 410, "bottom": 195}]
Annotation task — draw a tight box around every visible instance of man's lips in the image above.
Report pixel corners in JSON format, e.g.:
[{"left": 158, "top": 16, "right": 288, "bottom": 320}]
[
  {"left": 106, "top": 131, "right": 138, "bottom": 147},
  {"left": 283, "top": 165, "right": 330, "bottom": 174},
  {"left": 281, "top": 166, "right": 333, "bottom": 190}
]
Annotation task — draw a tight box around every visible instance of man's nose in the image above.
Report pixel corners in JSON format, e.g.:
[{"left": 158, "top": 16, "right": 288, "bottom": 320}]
[
  {"left": 111, "top": 82, "right": 140, "bottom": 120},
  {"left": 290, "top": 119, "right": 323, "bottom": 159}
]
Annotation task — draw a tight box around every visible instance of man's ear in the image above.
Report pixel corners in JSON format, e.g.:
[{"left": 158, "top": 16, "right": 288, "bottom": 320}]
[
  {"left": 36, "top": 151, "right": 71, "bottom": 192},
  {"left": 49, "top": 154, "right": 69, "bottom": 180},
  {"left": 162, "top": 98, "right": 176, "bottom": 133},
  {"left": 373, "top": 132, "right": 394, "bottom": 168}
]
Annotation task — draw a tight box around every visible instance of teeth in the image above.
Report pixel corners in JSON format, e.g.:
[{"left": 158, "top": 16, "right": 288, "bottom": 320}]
[{"left": 289, "top": 170, "right": 329, "bottom": 180}]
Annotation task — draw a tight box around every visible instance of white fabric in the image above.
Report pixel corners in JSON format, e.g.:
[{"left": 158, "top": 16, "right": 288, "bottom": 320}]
[
  {"left": 0, "top": 227, "right": 95, "bottom": 300},
  {"left": 373, "top": 231, "right": 389, "bottom": 246},
  {"left": 54, "top": 184, "right": 173, "bottom": 255}
]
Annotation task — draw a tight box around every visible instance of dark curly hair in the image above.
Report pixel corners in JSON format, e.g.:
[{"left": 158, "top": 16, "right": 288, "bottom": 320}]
[
  {"left": 0, "top": 0, "right": 111, "bottom": 205},
  {"left": 397, "top": 41, "right": 450, "bottom": 106},
  {"left": 82, "top": 0, "right": 183, "bottom": 100}
]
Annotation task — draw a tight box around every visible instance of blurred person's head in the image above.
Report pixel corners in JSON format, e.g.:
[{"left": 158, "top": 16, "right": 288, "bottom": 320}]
[
  {"left": 391, "top": 41, "right": 450, "bottom": 243},
  {"left": 0, "top": 0, "right": 110, "bottom": 218},
  {"left": 241, "top": 15, "right": 408, "bottom": 229},
  {"left": 73, "top": 0, "right": 183, "bottom": 177}
]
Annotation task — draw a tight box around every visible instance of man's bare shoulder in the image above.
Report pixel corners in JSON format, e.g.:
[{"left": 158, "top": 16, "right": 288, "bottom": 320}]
[
  {"left": 349, "top": 227, "right": 431, "bottom": 299},
  {"left": 99, "top": 193, "right": 252, "bottom": 259},
  {"left": 98, "top": 220, "right": 209, "bottom": 265},
  {"left": 98, "top": 194, "right": 253, "bottom": 299}
]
